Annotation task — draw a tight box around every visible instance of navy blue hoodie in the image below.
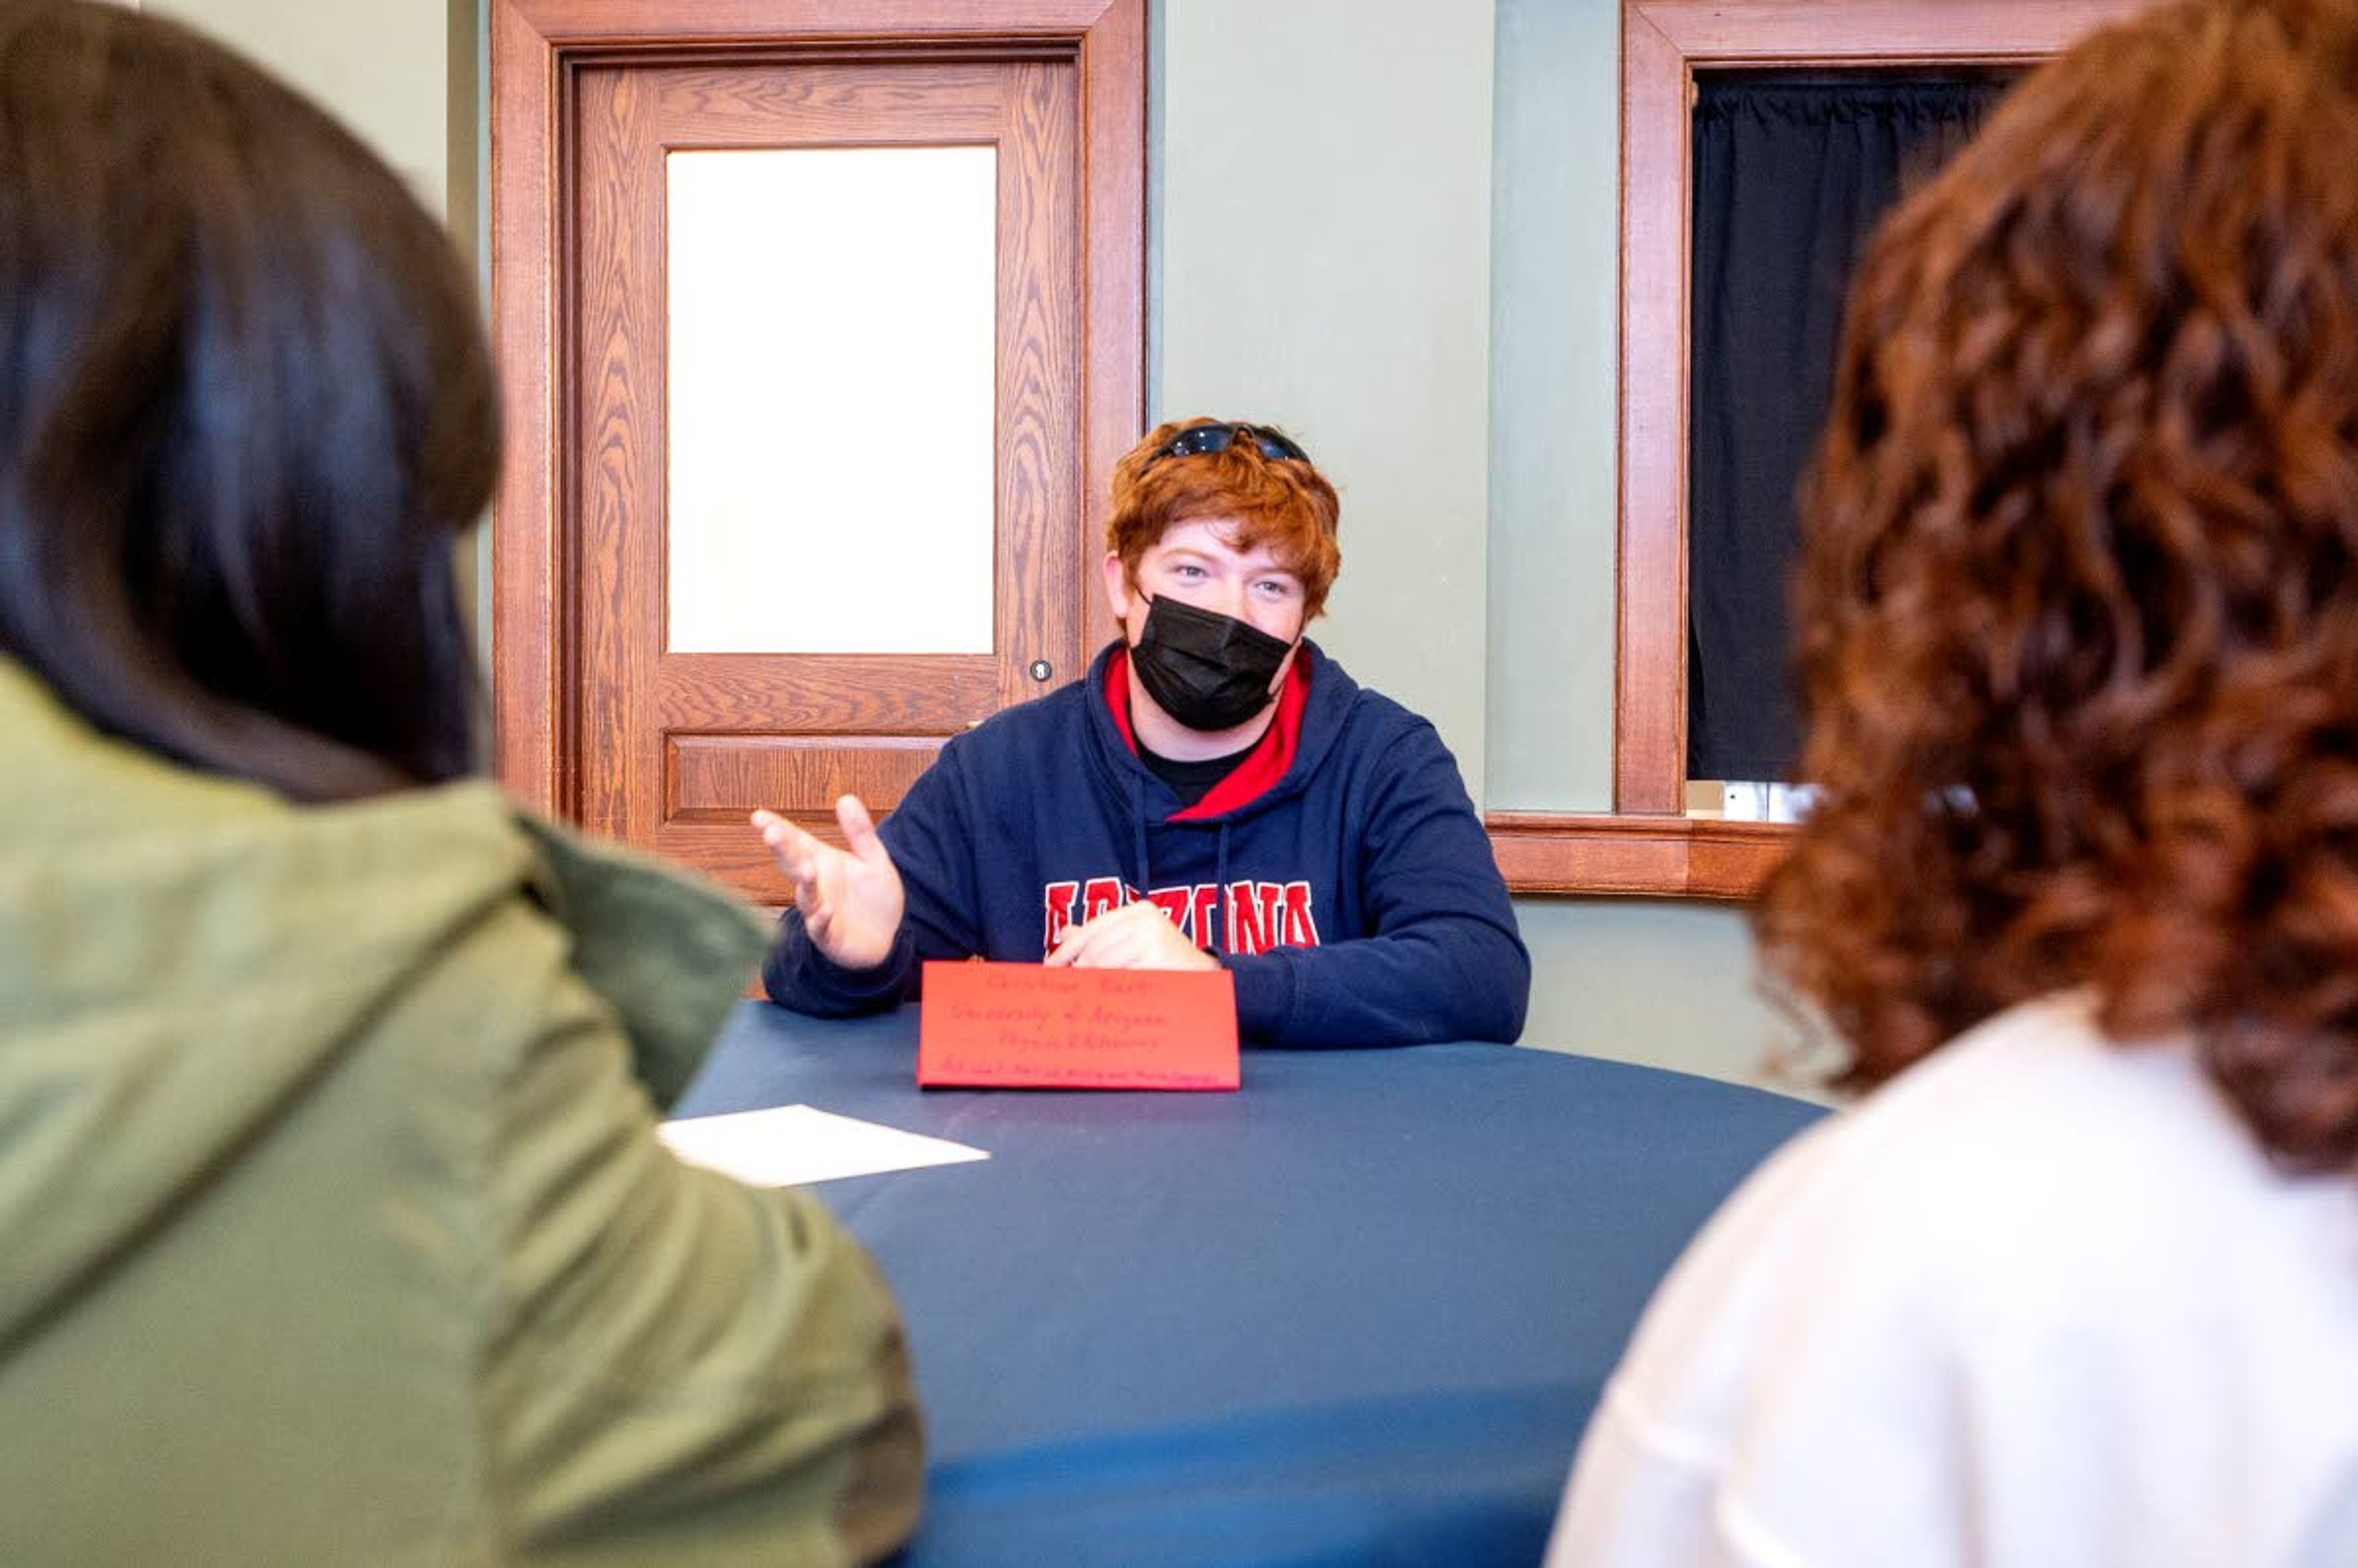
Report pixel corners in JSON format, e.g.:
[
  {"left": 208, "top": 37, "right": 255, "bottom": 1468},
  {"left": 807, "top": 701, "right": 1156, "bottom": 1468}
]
[{"left": 763, "top": 640, "right": 1530, "bottom": 1047}]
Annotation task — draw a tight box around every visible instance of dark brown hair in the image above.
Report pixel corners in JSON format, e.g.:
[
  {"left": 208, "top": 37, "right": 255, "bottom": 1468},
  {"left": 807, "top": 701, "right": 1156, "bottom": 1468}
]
[
  {"left": 0, "top": 0, "right": 500, "bottom": 801},
  {"left": 1761, "top": 0, "right": 2358, "bottom": 1170},
  {"left": 1106, "top": 417, "right": 1342, "bottom": 616}
]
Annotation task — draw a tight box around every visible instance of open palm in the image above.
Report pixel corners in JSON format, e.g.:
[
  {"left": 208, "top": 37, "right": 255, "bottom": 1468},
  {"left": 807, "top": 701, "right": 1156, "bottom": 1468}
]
[{"left": 752, "top": 795, "right": 905, "bottom": 971}]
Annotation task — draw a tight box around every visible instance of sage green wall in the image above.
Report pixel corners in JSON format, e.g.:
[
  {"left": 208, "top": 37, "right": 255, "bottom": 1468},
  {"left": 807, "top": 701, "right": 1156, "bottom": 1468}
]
[
  {"left": 155, "top": 0, "right": 1811, "bottom": 1097},
  {"left": 1517, "top": 898, "right": 1824, "bottom": 1098},
  {"left": 1159, "top": 0, "right": 1497, "bottom": 799},
  {"left": 1489, "top": 0, "right": 1616, "bottom": 814},
  {"left": 150, "top": 1, "right": 464, "bottom": 223}
]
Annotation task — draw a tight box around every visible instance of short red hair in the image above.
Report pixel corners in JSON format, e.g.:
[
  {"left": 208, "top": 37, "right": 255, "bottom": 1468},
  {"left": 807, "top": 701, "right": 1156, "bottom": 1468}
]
[{"left": 1105, "top": 417, "right": 1342, "bottom": 617}]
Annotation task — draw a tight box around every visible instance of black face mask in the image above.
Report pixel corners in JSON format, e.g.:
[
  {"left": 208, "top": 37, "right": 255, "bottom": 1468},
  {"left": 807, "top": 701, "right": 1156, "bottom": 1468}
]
[{"left": 1129, "top": 596, "right": 1293, "bottom": 732}]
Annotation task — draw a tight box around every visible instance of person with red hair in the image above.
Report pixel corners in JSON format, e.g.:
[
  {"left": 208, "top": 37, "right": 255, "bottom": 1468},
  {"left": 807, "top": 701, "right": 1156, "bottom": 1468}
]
[
  {"left": 1551, "top": 1, "right": 2358, "bottom": 1561},
  {"left": 757, "top": 417, "right": 1529, "bottom": 1047}
]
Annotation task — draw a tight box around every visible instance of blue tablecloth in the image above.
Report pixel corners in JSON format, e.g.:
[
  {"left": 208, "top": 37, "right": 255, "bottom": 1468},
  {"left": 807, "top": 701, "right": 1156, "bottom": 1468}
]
[{"left": 676, "top": 1004, "right": 1826, "bottom": 1567}]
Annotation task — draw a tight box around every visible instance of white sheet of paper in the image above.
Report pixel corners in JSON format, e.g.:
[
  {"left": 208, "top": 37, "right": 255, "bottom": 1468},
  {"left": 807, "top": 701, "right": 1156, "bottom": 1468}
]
[{"left": 659, "top": 1104, "right": 989, "bottom": 1187}]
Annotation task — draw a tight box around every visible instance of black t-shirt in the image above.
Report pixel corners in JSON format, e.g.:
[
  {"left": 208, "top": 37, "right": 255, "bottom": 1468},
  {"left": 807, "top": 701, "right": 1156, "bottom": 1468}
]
[{"left": 1136, "top": 739, "right": 1256, "bottom": 810}]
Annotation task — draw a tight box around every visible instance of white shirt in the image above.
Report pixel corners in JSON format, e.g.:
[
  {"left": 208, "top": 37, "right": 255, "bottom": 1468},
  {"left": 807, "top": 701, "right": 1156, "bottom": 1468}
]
[{"left": 1547, "top": 994, "right": 2358, "bottom": 1568}]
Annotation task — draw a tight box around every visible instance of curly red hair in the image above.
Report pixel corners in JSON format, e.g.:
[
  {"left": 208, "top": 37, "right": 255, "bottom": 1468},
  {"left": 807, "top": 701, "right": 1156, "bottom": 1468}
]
[
  {"left": 1105, "top": 417, "right": 1342, "bottom": 617},
  {"left": 1761, "top": 0, "right": 2358, "bottom": 1171}
]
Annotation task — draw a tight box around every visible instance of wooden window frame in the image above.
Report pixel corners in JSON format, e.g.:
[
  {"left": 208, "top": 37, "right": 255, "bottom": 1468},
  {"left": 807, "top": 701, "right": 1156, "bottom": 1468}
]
[
  {"left": 1485, "top": 0, "right": 2154, "bottom": 900},
  {"left": 488, "top": 0, "right": 1145, "bottom": 817}
]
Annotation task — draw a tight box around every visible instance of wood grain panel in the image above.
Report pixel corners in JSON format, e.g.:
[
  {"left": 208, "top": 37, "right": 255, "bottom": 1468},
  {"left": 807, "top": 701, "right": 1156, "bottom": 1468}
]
[
  {"left": 1616, "top": 3, "right": 1691, "bottom": 816},
  {"left": 575, "top": 64, "right": 666, "bottom": 845},
  {"left": 668, "top": 732, "right": 943, "bottom": 821},
  {"left": 655, "top": 654, "right": 998, "bottom": 731},
  {"left": 1636, "top": 0, "right": 2153, "bottom": 62},
  {"left": 647, "top": 60, "right": 1011, "bottom": 141},
  {"left": 1487, "top": 814, "right": 1791, "bottom": 899},
  {"left": 508, "top": 0, "right": 1121, "bottom": 41},
  {"left": 655, "top": 817, "right": 917, "bottom": 899},
  {"left": 489, "top": 0, "right": 565, "bottom": 815},
  {"left": 1079, "top": 0, "right": 1146, "bottom": 651},
  {"left": 993, "top": 60, "right": 1084, "bottom": 709}
]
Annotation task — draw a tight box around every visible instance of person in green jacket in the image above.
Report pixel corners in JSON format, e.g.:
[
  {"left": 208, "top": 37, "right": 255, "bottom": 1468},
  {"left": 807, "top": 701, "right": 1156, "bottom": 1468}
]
[{"left": 0, "top": 3, "right": 922, "bottom": 1562}]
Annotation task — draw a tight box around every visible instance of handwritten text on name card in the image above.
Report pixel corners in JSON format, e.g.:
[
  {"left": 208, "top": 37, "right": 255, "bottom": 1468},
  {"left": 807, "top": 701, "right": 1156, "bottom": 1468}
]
[{"left": 916, "top": 961, "right": 1240, "bottom": 1090}]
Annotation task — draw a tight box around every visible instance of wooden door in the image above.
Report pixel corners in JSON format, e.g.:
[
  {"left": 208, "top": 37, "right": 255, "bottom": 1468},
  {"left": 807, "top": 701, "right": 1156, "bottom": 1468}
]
[{"left": 490, "top": 2, "right": 1143, "bottom": 906}]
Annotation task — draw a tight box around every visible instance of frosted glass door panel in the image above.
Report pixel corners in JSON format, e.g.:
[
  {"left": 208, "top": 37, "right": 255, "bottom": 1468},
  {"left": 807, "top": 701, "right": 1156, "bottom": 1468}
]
[{"left": 667, "top": 147, "right": 997, "bottom": 654}]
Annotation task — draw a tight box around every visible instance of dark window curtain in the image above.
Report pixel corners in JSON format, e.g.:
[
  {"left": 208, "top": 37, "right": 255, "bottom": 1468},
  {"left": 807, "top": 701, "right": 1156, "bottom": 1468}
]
[{"left": 1687, "top": 72, "right": 2011, "bottom": 783}]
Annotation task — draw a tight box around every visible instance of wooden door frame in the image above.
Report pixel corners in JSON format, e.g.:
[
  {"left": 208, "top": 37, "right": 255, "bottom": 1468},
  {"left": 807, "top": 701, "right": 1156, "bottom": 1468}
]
[
  {"left": 1484, "top": 0, "right": 2155, "bottom": 899},
  {"left": 488, "top": 0, "right": 1145, "bottom": 817}
]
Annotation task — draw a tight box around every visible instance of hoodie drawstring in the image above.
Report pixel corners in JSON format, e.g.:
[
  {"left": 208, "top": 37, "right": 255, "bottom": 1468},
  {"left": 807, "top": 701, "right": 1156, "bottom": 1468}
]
[
  {"left": 1129, "top": 771, "right": 1232, "bottom": 958},
  {"left": 1210, "top": 823, "right": 1230, "bottom": 958},
  {"left": 1130, "top": 771, "right": 1152, "bottom": 901}
]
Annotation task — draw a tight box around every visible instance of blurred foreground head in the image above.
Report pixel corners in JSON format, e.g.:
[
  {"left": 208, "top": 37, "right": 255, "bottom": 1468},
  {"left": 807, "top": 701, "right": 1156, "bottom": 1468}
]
[
  {"left": 1765, "top": 0, "right": 2358, "bottom": 1169},
  {"left": 0, "top": 0, "right": 500, "bottom": 801}
]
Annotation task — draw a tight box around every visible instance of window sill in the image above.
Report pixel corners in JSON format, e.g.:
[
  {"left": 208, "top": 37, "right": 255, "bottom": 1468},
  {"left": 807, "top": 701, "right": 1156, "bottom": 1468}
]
[{"left": 1486, "top": 813, "right": 1791, "bottom": 899}]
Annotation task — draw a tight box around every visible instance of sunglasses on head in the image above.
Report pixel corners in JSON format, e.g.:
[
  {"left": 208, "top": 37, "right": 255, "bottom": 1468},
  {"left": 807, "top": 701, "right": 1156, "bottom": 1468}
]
[{"left": 1142, "top": 421, "right": 1312, "bottom": 471}]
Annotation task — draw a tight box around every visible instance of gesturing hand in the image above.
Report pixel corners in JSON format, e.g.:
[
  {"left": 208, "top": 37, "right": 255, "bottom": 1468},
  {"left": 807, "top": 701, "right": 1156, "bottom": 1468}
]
[
  {"left": 1045, "top": 898, "right": 1221, "bottom": 972},
  {"left": 751, "top": 794, "right": 905, "bottom": 971}
]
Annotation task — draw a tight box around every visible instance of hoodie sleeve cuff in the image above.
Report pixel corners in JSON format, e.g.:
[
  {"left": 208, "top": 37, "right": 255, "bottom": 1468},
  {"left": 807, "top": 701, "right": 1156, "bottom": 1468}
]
[
  {"left": 763, "top": 913, "right": 916, "bottom": 1017},
  {"left": 1222, "top": 952, "right": 1297, "bottom": 1045}
]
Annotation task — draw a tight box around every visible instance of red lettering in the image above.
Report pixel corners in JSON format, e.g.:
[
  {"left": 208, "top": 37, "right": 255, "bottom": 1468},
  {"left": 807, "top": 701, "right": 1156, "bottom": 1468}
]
[
  {"left": 1224, "top": 881, "right": 1270, "bottom": 955},
  {"left": 1081, "top": 876, "right": 1127, "bottom": 921},
  {"left": 1042, "top": 880, "right": 1081, "bottom": 953},
  {"left": 1258, "top": 883, "right": 1286, "bottom": 949},
  {"left": 1054, "top": 876, "right": 1313, "bottom": 955},
  {"left": 1280, "top": 882, "right": 1320, "bottom": 948}
]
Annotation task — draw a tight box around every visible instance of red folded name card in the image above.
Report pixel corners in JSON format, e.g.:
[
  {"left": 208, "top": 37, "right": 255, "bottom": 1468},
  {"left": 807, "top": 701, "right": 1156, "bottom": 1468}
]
[{"left": 916, "top": 961, "right": 1240, "bottom": 1090}]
